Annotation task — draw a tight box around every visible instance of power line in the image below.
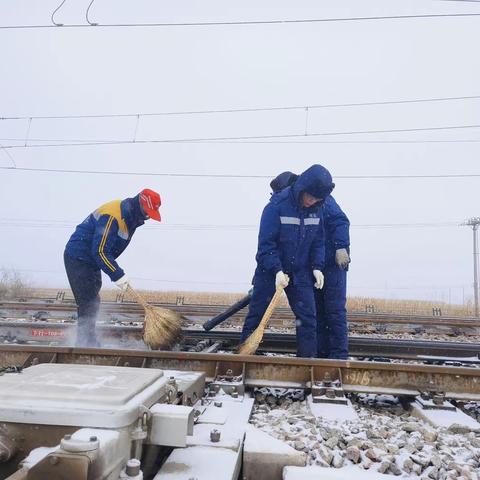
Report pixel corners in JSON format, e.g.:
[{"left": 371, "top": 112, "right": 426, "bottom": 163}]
[
  {"left": 2, "top": 12, "right": 480, "bottom": 30},
  {"left": 2, "top": 94, "right": 480, "bottom": 121},
  {"left": 9, "top": 267, "right": 249, "bottom": 286},
  {"left": 0, "top": 166, "right": 479, "bottom": 179},
  {"left": 5, "top": 139, "right": 480, "bottom": 146},
  {"left": 0, "top": 144, "right": 16, "bottom": 168},
  {"left": 3, "top": 138, "right": 480, "bottom": 145},
  {"left": 12, "top": 267, "right": 471, "bottom": 290},
  {"left": 202, "top": 140, "right": 480, "bottom": 144},
  {"left": 0, "top": 219, "right": 461, "bottom": 230},
  {"left": 3, "top": 123, "right": 480, "bottom": 149}
]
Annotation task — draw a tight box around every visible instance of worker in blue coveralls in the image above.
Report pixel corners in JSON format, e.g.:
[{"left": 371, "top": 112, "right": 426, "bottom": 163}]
[
  {"left": 64, "top": 189, "right": 162, "bottom": 347},
  {"left": 240, "top": 165, "right": 335, "bottom": 358},
  {"left": 270, "top": 172, "right": 351, "bottom": 359}
]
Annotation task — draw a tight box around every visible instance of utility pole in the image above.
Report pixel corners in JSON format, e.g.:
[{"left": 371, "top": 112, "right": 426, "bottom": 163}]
[{"left": 464, "top": 217, "right": 480, "bottom": 317}]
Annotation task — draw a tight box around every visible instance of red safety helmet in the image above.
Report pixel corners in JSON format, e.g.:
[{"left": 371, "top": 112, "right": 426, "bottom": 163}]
[{"left": 139, "top": 189, "right": 161, "bottom": 221}]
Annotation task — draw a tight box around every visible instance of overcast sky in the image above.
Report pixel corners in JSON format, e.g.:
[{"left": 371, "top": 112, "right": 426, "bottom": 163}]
[{"left": 0, "top": 0, "right": 479, "bottom": 303}]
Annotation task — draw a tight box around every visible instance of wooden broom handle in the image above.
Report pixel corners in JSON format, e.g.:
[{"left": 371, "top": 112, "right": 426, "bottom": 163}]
[
  {"left": 126, "top": 285, "right": 149, "bottom": 309},
  {"left": 257, "top": 283, "right": 286, "bottom": 330}
]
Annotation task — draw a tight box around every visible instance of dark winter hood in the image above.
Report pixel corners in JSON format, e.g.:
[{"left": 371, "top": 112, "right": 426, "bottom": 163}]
[
  {"left": 292, "top": 164, "right": 335, "bottom": 205},
  {"left": 270, "top": 171, "right": 298, "bottom": 193},
  {"left": 121, "top": 194, "right": 146, "bottom": 230}
]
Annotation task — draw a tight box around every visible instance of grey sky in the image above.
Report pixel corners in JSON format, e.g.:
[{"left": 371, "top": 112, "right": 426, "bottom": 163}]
[{"left": 0, "top": 1, "right": 479, "bottom": 303}]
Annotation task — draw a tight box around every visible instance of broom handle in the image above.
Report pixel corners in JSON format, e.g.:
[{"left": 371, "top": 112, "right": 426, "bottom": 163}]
[
  {"left": 126, "top": 285, "right": 150, "bottom": 310},
  {"left": 257, "top": 286, "right": 285, "bottom": 331}
]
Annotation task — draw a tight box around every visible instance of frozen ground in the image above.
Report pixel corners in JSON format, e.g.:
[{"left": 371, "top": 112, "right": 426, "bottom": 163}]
[{"left": 250, "top": 390, "right": 480, "bottom": 479}]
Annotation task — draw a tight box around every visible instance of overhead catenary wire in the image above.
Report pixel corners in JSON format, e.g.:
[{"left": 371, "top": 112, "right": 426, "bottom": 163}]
[
  {"left": 2, "top": 94, "right": 480, "bottom": 121},
  {"left": 50, "top": 0, "right": 67, "bottom": 27},
  {"left": 0, "top": 219, "right": 462, "bottom": 230},
  {"left": 0, "top": 166, "right": 479, "bottom": 179},
  {"left": 3, "top": 123, "right": 480, "bottom": 149},
  {"left": 0, "top": 144, "right": 16, "bottom": 168},
  {"left": 4, "top": 138, "right": 480, "bottom": 145},
  {"left": 2, "top": 11, "right": 480, "bottom": 30},
  {"left": 86, "top": 0, "right": 98, "bottom": 26}
]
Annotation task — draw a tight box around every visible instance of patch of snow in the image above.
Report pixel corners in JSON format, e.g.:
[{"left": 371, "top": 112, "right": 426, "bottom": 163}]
[
  {"left": 21, "top": 446, "right": 58, "bottom": 468},
  {"left": 154, "top": 445, "right": 238, "bottom": 479},
  {"left": 283, "top": 465, "right": 398, "bottom": 479}
]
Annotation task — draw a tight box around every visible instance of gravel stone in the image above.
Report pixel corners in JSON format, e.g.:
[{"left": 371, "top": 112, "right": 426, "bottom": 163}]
[
  {"left": 318, "top": 445, "right": 333, "bottom": 465},
  {"left": 332, "top": 453, "right": 344, "bottom": 468},
  {"left": 325, "top": 436, "right": 339, "bottom": 449},
  {"left": 293, "top": 440, "right": 305, "bottom": 451},
  {"left": 248, "top": 394, "right": 480, "bottom": 478},
  {"left": 402, "top": 422, "right": 420, "bottom": 433},
  {"left": 377, "top": 461, "right": 391, "bottom": 474},
  {"left": 346, "top": 446, "right": 361, "bottom": 463},
  {"left": 411, "top": 454, "right": 431, "bottom": 467},
  {"left": 448, "top": 424, "right": 472, "bottom": 435},
  {"left": 386, "top": 443, "right": 399, "bottom": 454},
  {"left": 389, "top": 461, "right": 402, "bottom": 476}
]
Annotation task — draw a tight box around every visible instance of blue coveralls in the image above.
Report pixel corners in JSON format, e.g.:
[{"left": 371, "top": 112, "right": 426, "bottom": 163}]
[
  {"left": 64, "top": 195, "right": 146, "bottom": 345},
  {"left": 240, "top": 165, "right": 332, "bottom": 358},
  {"left": 315, "top": 196, "right": 350, "bottom": 359},
  {"left": 269, "top": 173, "right": 350, "bottom": 359}
]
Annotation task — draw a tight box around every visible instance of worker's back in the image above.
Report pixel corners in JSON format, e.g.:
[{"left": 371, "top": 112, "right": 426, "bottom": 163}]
[{"left": 65, "top": 197, "right": 143, "bottom": 268}]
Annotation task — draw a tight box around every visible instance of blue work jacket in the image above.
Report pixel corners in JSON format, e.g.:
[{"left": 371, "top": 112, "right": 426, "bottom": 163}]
[
  {"left": 255, "top": 166, "right": 330, "bottom": 286},
  {"left": 65, "top": 195, "right": 146, "bottom": 281},
  {"left": 269, "top": 171, "right": 350, "bottom": 268}
]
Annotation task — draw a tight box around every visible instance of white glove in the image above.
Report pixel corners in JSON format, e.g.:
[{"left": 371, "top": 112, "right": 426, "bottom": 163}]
[
  {"left": 313, "top": 270, "right": 324, "bottom": 289},
  {"left": 275, "top": 271, "right": 290, "bottom": 289},
  {"left": 335, "top": 248, "right": 351, "bottom": 269},
  {"left": 115, "top": 275, "right": 130, "bottom": 291}
]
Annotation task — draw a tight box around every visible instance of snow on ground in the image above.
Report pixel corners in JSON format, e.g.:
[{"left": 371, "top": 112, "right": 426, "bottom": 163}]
[
  {"left": 284, "top": 465, "right": 399, "bottom": 479},
  {"left": 352, "top": 332, "right": 480, "bottom": 344},
  {"left": 249, "top": 392, "right": 480, "bottom": 479}
]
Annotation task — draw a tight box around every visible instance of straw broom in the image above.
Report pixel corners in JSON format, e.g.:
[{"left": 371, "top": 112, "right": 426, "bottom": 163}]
[
  {"left": 127, "top": 286, "right": 183, "bottom": 350},
  {"left": 238, "top": 279, "right": 288, "bottom": 355}
]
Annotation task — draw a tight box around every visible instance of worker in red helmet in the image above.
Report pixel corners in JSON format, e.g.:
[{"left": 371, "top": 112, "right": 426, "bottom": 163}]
[{"left": 64, "top": 189, "right": 161, "bottom": 346}]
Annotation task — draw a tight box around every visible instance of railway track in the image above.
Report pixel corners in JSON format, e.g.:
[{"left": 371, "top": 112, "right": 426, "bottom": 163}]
[
  {"left": 0, "top": 320, "right": 478, "bottom": 363},
  {"left": 0, "top": 344, "right": 479, "bottom": 401},
  {"left": 1, "top": 344, "right": 480, "bottom": 480},
  {"left": 1, "top": 300, "right": 479, "bottom": 332}
]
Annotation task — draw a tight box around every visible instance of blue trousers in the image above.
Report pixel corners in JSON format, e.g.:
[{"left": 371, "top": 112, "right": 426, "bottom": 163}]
[
  {"left": 240, "top": 276, "right": 317, "bottom": 358},
  {"left": 315, "top": 264, "right": 348, "bottom": 359},
  {"left": 64, "top": 251, "right": 102, "bottom": 347}
]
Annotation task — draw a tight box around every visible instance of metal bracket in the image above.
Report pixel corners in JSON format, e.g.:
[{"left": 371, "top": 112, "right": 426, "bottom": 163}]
[
  {"left": 311, "top": 366, "right": 347, "bottom": 405},
  {"left": 209, "top": 361, "right": 245, "bottom": 397},
  {"left": 415, "top": 391, "right": 456, "bottom": 411}
]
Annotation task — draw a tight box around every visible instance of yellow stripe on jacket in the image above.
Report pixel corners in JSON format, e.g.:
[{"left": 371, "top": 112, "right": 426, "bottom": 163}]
[
  {"left": 99, "top": 216, "right": 116, "bottom": 272},
  {"left": 95, "top": 200, "right": 129, "bottom": 272}
]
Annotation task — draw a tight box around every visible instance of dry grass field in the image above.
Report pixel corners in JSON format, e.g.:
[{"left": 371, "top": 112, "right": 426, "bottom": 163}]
[{"left": 26, "top": 287, "right": 478, "bottom": 317}]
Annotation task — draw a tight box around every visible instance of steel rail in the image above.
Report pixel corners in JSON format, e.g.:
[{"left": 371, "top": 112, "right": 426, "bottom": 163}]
[
  {"left": 0, "top": 321, "right": 478, "bottom": 360},
  {"left": 0, "top": 344, "right": 479, "bottom": 401},
  {"left": 185, "top": 330, "right": 480, "bottom": 358},
  {"left": 1, "top": 301, "right": 479, "bottom": 328}
]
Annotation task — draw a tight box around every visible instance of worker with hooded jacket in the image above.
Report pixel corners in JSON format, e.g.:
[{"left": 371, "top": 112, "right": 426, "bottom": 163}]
[
  {"left": 64, "top": 189, "right": 162, "bottom": 347},
  {"left": 240, "top": 165, "right": 334, "bottom": 358},
  {"left": 270, "top": 172, "right": 350, "bottom": 359}
]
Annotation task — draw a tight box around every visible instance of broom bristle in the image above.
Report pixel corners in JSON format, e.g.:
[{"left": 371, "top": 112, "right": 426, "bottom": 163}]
[
  {"left": 143, "top": 305, "right": 183, "bottom": 350},
  {"left": 237, "top": 285, "right": 286, "bottom": 355},
  {"left": 238, "top": 325, "right": 266, "bottom": 355}
]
